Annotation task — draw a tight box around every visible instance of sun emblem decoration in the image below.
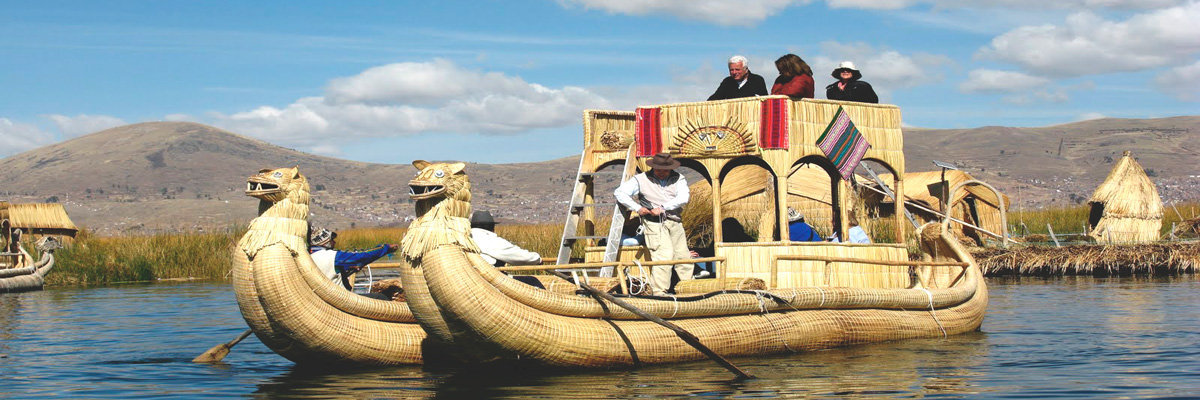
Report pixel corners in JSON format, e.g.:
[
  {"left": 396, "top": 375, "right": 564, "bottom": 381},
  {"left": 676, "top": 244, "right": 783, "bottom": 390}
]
[{"left": 670, "top": 116, "right": 758, "bottom": 157}]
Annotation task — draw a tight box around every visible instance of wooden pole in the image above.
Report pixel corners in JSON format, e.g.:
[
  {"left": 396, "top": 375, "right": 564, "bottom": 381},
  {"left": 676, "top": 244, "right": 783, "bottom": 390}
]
[
  {"left": 1047, "top": 223, "right": 1061, "bottom": 248},
  {"left": 547, "top": 270, "right": 754, "bottom": 380},
  {"left": 193, "top": 329, "right": 253, "bottom": 363}
]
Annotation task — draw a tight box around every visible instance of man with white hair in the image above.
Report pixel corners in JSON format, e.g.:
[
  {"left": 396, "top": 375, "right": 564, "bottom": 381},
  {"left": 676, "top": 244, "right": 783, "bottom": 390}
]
[{"left": 707, "top": 55, "right": 768, "bottom": 101}]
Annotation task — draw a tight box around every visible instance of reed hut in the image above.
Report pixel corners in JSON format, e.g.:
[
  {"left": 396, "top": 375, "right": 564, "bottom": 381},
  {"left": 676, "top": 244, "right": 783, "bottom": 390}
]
[
  {"left": 1086, "top": 151, "right": 1162, "bottom": 244},
  {"left": 865, "top": 171, "right": 1009, "bottom": 245}
]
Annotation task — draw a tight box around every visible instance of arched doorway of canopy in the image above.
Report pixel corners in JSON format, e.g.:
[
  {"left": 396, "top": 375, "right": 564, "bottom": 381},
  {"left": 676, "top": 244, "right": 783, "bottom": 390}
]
[
  {"left": 786, "top": 155, "right": 905, "bottom": 244},
  {"left": 683, "top": 155, "right": 777, "bottom": 251}
]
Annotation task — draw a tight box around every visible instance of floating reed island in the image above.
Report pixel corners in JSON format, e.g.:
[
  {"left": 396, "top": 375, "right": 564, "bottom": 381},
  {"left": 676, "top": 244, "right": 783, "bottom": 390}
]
[
  {"left": 970, "top": 242, "right": 1200, "bottom": 276},
  {"left": 968, "top": 151, "right": 1196, "bottom": 277}
]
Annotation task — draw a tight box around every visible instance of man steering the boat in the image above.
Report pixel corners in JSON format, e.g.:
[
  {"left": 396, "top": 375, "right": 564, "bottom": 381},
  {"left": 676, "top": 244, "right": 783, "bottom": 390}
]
[
  {"left": 614, "top": 153, "right": 694, "bottom": 296},
  {"left": 308, "top": 227, "right": 398, "bottom": 290}
]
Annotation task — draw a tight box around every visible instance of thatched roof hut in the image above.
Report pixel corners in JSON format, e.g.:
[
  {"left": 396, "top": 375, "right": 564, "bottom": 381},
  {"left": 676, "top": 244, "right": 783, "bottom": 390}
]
[
  {"left": 866, "top": 170, "right": 1009, "bottom": 244},
  {"left": 1087, "top": 151, "right": 1162, "bottom": 244},
  {"left": 0, "top": 202, "right": 78, "bottom": 237}
]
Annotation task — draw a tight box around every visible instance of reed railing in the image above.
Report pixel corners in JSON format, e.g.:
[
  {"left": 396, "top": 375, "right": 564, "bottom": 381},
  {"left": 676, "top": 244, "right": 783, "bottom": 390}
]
[
  {"left": 364, "top": 257, "right": 728, "bottom": 296},
  {"left": 771, "top": 254, "right": 968, "bottom": 289}
]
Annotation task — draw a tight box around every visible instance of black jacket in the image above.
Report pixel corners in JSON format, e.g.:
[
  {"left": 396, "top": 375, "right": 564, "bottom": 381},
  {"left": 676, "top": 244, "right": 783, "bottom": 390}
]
[
  {"left": 825, "top": 79, "right": 879, "bottom": 104},
  {"left": 708, "top": 73, "right": 768, "bottom": 101}
]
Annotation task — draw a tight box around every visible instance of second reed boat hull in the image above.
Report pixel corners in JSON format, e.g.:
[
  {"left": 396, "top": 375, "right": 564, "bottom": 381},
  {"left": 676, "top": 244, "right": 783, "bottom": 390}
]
[{"left": 415, "top": 223, "right": 987, "bottom": 367}]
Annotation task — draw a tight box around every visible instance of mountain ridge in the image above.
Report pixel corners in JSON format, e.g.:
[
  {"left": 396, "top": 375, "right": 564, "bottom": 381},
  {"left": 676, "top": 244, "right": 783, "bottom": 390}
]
[{"left": 2, "top": 116, "right": 1197, "bottom": 234}]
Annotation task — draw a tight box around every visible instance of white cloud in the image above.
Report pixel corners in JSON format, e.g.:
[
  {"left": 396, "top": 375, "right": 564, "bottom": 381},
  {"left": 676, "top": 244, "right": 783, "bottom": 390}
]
[
  {"left": 959, "top": 69, "right": 1050, "bottom": 93},
  {"left": 811, "top": 42, "right": 954, "bottom": 98},
  {"left": 978, "top": 3, "right": 1200, "bottom": 76},
  {"left": 556, "top": 0, "right": 806, "bottom": 27},
  {"left": 830, "top": 0, "right": 1184, "bottom": 10},
  {"left": 0, "top": 118, "right": 56, "bottom": 157},
  {"left": 557, "top": 0, "right": 1185, "bottom": 27},
  {"left": 1155, "top": 60, "right": 1200, "bottom": 101},
  {"left": 209, "top": 60, "right": 611, "bottom": 153},
  {"left": 826, "top": 0, "right": 913, "bottom": 9},
  {"left": 44, "top": 114, "right": 127, "bottom": 138},
  {"left": 1076, "top": 112, "right": 1107, "bottom": 121},
  {"left": 1001, "top": 89, "right": 1070, "bottom": 105}
]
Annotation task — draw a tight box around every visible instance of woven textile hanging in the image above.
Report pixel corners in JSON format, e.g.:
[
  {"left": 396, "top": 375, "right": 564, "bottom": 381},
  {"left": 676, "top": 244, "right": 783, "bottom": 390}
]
[
  {"left": 816, "top": 106, "right": 871, "bottom": 180},
  {"left": 759, "top": 98, "right": 789, "bottom": 149}
]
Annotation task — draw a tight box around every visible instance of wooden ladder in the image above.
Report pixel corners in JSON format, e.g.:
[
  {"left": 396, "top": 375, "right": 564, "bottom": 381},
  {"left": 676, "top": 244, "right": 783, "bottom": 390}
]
[{"left": 555, "top": 145, "right": 638, "bottom": 278}]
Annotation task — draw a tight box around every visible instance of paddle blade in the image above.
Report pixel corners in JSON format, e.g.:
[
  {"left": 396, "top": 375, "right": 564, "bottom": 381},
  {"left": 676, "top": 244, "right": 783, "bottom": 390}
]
[
  {"left": 192, "top": 343, "right": 232, "bottom": 363},
  {"left": 192, "top": 329, "right": 252, "bottom": 363}
]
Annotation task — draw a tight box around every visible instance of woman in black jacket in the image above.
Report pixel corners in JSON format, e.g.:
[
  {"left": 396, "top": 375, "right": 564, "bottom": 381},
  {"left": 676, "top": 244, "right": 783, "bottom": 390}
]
[{"left": 825, "top": 61, "right": 879, "bottom": 104}]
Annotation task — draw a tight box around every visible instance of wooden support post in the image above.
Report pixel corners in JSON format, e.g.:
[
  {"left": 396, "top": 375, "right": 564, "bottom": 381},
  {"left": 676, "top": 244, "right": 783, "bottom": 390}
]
[
  {"left": 1047, "top": 223, "right": 1061, "bottom": 248},
  {"left": 895, "top": 177, "right": 906, "bottom": 244}
]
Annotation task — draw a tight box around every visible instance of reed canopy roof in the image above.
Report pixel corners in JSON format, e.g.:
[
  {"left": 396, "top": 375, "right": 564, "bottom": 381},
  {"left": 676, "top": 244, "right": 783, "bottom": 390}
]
[
  {"left": 0, "top": 202, "right": 78, "bottom": 234},
  {"left": 872, "top": 170, "right": 1009, "bottom": 211},
  {"left": 1087, "top": 151, "right": 1163, "bottom": 219}
]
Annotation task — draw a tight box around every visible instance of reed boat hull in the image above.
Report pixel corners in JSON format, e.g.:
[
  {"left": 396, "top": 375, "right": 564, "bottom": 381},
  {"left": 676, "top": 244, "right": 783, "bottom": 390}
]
[
  {"left": 232, "top": 243, "right": 426, "bottom": 365},
  {"left": 416, "top": 224, "right": 987, "bottom": 368},
  {"left": 0, "top": 250, "right": 54, "bottom": 293}
]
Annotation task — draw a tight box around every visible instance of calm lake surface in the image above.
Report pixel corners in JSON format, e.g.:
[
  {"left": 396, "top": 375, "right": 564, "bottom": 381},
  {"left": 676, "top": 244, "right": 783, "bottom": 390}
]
[{"left": 1, "top": 276, "right": 1197, "bottom": 399}]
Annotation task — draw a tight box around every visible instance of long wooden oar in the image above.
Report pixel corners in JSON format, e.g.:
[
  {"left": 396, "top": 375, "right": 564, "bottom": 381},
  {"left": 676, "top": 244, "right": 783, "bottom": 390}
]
[
  {"left": 192, "top": 329, "right": 253, "bottom": 363},
  {"left": 549, "top": 270, "right": 754, "bottom": 380}
]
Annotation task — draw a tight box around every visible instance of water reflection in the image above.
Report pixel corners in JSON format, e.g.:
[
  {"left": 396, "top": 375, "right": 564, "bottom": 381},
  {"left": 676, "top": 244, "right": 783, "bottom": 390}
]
[{"left": 0, "top": 277, "right": 1197, "bottom": 399}]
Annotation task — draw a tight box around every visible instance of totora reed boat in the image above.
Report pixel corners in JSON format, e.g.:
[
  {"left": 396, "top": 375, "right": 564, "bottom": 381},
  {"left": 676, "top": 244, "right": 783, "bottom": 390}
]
[
  {"left": 1, "top": 202, "right": 74, "bottom": 293},
  {"left": 232, "top": 167, "right": 426, "bottom": 365},
  {"left": 399, "top": 96, "right": 988, "bottom": 368}
]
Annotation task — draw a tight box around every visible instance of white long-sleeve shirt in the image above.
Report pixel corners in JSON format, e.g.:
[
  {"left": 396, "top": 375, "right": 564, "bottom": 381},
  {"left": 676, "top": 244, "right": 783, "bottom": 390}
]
[
  {"left": 471, "top": 228, "right": 542, "bottom": 266},
  {"left": 614, "top": 172, "right": 690, "bottom": 215}
]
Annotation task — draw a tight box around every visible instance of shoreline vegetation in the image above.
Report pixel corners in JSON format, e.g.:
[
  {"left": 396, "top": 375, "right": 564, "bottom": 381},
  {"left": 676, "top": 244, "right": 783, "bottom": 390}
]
[{"left": 39, "top": 203, "right": 1200, "bottom": 286}]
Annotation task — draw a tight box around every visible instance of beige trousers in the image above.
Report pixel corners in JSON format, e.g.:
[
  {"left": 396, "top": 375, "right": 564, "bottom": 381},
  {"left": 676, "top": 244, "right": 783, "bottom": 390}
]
[{"left": 641, "top": 218, "right": 693, "bottom": 295}]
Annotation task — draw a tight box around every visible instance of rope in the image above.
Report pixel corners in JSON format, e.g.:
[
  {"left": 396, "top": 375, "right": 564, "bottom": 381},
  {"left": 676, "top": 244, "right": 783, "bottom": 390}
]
[
  {"left": 669, "top": 294, "right": 680, "bottom": 319},
  {"left": 816, "top": 286, "right": 826, "bottom": 308},
  {"left": 921, "top": 288, "right": 947, "bottom": 338},
  {"left": 754, "top": 290, "right": 769, "bottom": 313},
  {"left": 633, "top": 260, "right": 650, "bottom": 296},
  {"left": 760, "top": 312, "right": 795, "bottom": 352}
]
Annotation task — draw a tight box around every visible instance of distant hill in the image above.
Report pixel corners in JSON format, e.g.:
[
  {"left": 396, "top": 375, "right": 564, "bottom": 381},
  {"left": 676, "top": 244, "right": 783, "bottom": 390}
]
[
  {"left": 0, "top": 122, "right": 578, "bottom": 234},
  {"left": 903, "top": 116, "right": 1200, "bottom": 208},
  {"left": 1, "top": 116, "right": 1197, "bottom": 234}
]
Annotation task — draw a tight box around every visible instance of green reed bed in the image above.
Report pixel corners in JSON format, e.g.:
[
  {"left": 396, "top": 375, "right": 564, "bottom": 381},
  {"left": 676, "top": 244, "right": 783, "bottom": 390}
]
[
  {"left": 1008, "top": 202, "right": 1200, "bottom": 239},
  {"left": 41, "top": 202, "right": 1200, "bottom": 286},
  {"left": 47, "top": 228, "right": 244, "bottom": 286}
]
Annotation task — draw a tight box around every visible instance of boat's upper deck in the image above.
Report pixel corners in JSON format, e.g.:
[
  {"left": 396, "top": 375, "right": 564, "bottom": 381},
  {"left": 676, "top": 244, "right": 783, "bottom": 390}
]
[{"left": 582, "top": 96, "right": 904, "bottom": 176}]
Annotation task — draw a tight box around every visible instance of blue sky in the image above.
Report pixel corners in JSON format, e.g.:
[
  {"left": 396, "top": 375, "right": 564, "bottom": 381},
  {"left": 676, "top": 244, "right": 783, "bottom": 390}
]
[{"left": 2, "top": 0, "right": 1197, "bottom": 163}]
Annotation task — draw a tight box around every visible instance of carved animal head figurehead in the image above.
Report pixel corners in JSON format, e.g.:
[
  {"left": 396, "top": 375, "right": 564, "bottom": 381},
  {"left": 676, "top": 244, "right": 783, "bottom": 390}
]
[
  {"left": 246, "top": 166, "right": 307, "bottom": 203},
  {"left": 238, "top": 166, "right": 310, "bottom": 257},
  {"left": 401, "top": 160, "right": 478, "bottom": 259},
  {"left": 409, "top": 160, "right": 471, "bottom": 215}
]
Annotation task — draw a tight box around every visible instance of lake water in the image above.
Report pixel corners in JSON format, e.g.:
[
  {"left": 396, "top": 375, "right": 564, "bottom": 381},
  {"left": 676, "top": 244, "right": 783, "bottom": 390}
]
[{"left": 1, "top": 276, "right": 1197, "bottom": 399}]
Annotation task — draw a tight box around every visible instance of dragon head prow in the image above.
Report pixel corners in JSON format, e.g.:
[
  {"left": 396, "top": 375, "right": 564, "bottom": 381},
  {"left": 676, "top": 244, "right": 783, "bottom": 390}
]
[
  {"left": 246, "top": 166, "right": 304, "bottom": 202},
  {"left": 239, "top": 166, "right": 310, "bottom": 258},
  {"left": 408, "top": 160, "right": 469, "bottom": 202},
  {"left": 402, "top": 160, "right": 477, "bottom": 260}
]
